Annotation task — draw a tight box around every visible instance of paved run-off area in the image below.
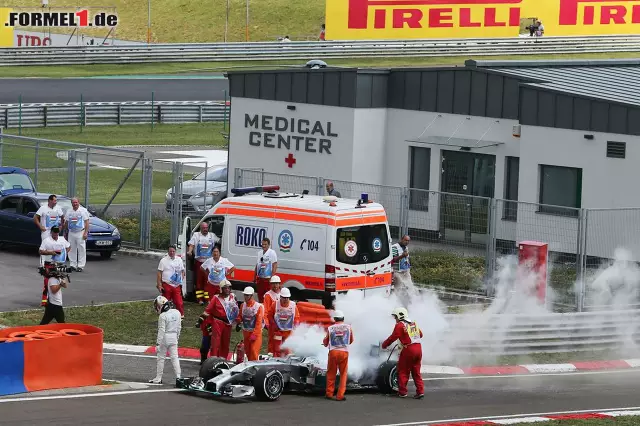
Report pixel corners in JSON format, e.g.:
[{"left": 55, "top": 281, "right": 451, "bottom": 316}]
[{"left": 4, "top": 355, "right": 640, "bottom": 426}]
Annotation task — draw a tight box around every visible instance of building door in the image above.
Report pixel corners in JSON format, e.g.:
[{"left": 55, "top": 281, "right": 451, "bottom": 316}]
[{"left": 440, "top": 151, "right": 495, "bottom": 245}]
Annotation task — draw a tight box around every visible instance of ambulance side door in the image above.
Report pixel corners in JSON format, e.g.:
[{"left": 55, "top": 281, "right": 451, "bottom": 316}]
[
  {"left": 224, "top": 211, "right": 275, "bottom": 285},
  {"left": 272, "top": 220, "right": 326, "bottom": 294}
]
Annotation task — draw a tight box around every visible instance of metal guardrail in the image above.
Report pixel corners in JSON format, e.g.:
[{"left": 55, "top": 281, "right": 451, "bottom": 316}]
[
  {"left": 3, "top": 35, "right": 640, "bottom": 65},
  {"left": 0, "top": 100, "right": 229, "bottom": 128},
  {"left": 442, "top": 309, "right": 640, "bottom": 356}
]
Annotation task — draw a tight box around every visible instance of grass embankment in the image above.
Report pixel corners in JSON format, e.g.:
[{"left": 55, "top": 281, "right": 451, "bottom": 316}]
[
  {"left": 0, "top": 301, "right": 616, "bottom": 366},
  {"left": 3, "top": 123, "right": 227, "bottom": 204},
  {"left": 1, "top": 52, "right": 640, "bottom": 78},
  {"left": 0, "top": 301, "right": 257, "bottom": 353},
  {"left": 0, "top": 0, "right": 324, "bottom": 43}
]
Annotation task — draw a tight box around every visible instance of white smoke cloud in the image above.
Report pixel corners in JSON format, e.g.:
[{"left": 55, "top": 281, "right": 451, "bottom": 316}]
[{"left": 283, "top": 247, "right": 640, "bottom": 376}]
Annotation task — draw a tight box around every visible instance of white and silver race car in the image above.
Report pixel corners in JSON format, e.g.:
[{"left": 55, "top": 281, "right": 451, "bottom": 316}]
[{"left": 176, "top": 350, "right": 399, "bottom": 402}]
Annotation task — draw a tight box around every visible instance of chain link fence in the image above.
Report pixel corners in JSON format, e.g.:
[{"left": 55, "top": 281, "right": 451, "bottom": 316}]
[{"left": 235, "top": 168, "right": 640, "bottom": 312}]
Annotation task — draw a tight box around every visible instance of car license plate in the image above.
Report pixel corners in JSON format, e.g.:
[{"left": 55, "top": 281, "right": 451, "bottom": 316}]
[{"left": 95, "top": 240, "right": 113, "bottom": 246}]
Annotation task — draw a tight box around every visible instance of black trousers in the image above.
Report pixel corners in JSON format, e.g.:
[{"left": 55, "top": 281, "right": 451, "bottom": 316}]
[{"left": 40, "top": 303, "right": 65, "bottom": 325}]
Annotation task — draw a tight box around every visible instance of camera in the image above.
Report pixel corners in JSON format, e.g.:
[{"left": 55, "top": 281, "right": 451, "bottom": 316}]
[{"left": 38, "top": 262, "right": 72, "bottom": 282}]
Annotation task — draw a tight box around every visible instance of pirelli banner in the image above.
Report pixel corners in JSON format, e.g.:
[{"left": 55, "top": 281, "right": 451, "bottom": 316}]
[
  {"left": 325, "top": 0, "right": 640, "bottom": 39},
  {"left": 0, "top": 8, "right": 13, "bottom": 47}
]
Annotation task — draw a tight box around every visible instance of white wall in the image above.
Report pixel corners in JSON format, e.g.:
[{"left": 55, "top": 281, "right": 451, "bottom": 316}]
[
  {"left": 516, "top": 125, "right": 640, "bottom": 258},
  {"left": 229, "top": 97, "right": 356, "bottom": 190},
  {"left": 351, "top": 108, "right": 388, "bottom": 186},
  {"left": 383, "top": 109, "right": 520, "bottom": 233}
]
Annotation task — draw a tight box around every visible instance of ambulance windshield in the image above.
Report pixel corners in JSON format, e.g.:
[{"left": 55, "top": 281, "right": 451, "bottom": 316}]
[{"left": 336, "top": 224, "right": 390, "bottom": 265}]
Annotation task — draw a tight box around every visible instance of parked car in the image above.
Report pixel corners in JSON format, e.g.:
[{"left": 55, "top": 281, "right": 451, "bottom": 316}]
[
  {"left": 165, "top": 165, "right": 228, "bottom": 216},
  {"left": 0, "top": 166, "right": 37, "bottom": 196},
  {"left": 0, "top": 192, "right": 121, "bottom": 258}
]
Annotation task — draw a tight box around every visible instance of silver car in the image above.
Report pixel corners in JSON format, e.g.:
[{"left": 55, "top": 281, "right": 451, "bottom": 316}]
[{"left": 165, "top": 166, "right": 228, "bottom": 216}]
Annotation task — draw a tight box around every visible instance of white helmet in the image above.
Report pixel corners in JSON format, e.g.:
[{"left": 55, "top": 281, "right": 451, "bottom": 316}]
[
  {"left": 333, "top": 310, "right": 344, "bottom": 320},
  {"left": 280, "top": 287, "right": 291, "bottom": 298},
  {"left": 219, "top": 279, "right": 232, "bottom": 288},
  {"left": 392, "top": 307, "right": 410, "bottom": 322},
  {"left": 270, "top": 275, "right": 281, "bottom": 284},
  {"left": 243, "top": 286, "right": 255, "bottom": 296},
  {"left": 154, "top": 295, "right": 168, "bottom": 314}
]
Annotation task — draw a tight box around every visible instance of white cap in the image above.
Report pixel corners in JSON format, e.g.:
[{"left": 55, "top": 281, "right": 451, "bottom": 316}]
[
  {"left": 280, "top": 287, "right": 291, "bottom": 298},
  {"left": 270, "top": 275, "right": 281, "bottom": 284},
  {"left": 219, "top": 279, "right": 232, "bottom": 288},
  {"left": 243, "top": 286, "right": 255, "bottom": 295},
  {"left": 332, "top": 310, "right": 344, "bottom": 319}
]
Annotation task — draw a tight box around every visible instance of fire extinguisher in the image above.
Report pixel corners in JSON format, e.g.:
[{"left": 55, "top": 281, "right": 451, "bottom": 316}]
[{"left": 235, "top": 341, "right": 245, "bottom": 363}]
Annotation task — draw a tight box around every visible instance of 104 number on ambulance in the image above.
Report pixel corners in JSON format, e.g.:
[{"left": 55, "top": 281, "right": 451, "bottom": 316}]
[{"left": 300, "top": 238, "right": 319, "bottom": 251}]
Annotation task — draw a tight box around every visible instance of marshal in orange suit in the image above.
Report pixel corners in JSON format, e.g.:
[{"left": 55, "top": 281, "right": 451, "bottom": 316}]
[
  {"left": 237, "top": 286, "right": 265, "bottom": 361},
  {"left": 322, "top": 310, "right": 354, "bottom": 402}
]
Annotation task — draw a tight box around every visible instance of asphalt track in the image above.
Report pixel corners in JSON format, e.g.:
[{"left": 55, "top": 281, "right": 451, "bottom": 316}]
[
  {"left": 5, "top": 355, "right": 640, "bottom": 426},
  {"left": 0, "top": 77, "right": 229, "bottom": 104},
  {"left": 0, "top": 245, "right": 159, "bottom": 312}
]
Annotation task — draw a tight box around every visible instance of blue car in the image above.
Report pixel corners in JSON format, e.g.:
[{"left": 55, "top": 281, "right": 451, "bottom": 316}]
[{"left": 0, "top": 188, "right": 122, "bottom": 258}]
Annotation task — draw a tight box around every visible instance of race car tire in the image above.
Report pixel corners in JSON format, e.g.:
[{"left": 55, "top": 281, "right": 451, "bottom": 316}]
[
  {"left": 376, "top": 361, "right": 399, "bottom": 394},
  {"left": 199, "top": 356, "right": 233, "bottom": 383},
  {"left": 253, "top": 368, "right": 285, "bottom": 401}
]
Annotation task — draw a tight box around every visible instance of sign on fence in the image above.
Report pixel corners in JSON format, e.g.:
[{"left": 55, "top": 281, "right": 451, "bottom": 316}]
[{"left": 325, "top": 0, "right": 640, "bottom": 40}]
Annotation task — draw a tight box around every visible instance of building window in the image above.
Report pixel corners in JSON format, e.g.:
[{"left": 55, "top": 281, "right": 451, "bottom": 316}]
[
  {"left": 409, "top": 146, "right": 430, "bottom": 211},
  {"left": 539, "top": 165, "right": 582, "bottom": 216},
  {"left": 503, "top": 156, "right": 519, "bottom": 221}
]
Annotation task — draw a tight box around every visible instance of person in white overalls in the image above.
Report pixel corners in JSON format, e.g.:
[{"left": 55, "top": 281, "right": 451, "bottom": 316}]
[
  {"left": 149, "top": 295, "right": 182, "bottom": 384},
  {"left": 64, "top": 198, "right": 90, "bottom": 272}
]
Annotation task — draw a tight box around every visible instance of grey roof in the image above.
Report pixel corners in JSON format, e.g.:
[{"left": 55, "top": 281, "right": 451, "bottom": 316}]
[{"left": 466, "top": 59, "right": 640, "bottom": 108}]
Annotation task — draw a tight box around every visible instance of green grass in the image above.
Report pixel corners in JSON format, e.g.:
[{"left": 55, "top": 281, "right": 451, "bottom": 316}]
[
  {"left": 1, "top": 52, "right": 640, "bottom": 78},
  {"left": 0, "top": 301, "right": 621, "bottom": 368},
  {"left": 3, "top": 123, "right": 229, "bottom": 148},
  {"left": 107, "top": 213, "right": 172, "bottom": 250},
  {"left": 1, "top": 0, "right": 325, "bottom": 43},
  {"left": 0, "top": 301, "right": 264, "bottom": 353},
  {"left": 1, "top": 123, "right": 226, "bottom": 205}
]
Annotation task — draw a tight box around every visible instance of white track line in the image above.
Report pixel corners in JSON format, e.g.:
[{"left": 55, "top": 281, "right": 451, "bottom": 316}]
[
  {"left": 373, "top": 406, "right": 640, "bottom": 426},
  {"left": 0, "top": 388, "right": 181, "bottom": 403}
]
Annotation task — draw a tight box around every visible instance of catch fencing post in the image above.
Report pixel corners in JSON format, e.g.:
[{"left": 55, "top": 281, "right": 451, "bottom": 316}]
[
  {"left": 151, "top": 91, "right": 155, "bottom": 131},
  {"left": 84, "top": 147, "right": 90, "bottom": 206},
  {"left": 140, "top": 157, "right": 153, "bottom": 251},
  {"left": 80, "top": 93, "right": 84, "bottom": 132},
  {"left": 485, "top": 198, "right": 497, "bottom": 296},
  {"left": 170, "top": 162, "right": 184, "bottom": 246},
  {"left": 34, "top": 140, "right": 40, "bottom": 189},
  {"left": 576, "top": 208, "right": 588, "bottom": 312},
  {"left": 18, "top": 94, "right": 22, "bottom": 136},
  {"left": 67, "top": 150, "right": 77, "bottom": 197},
  {"left": 0, "top": 128, "right": 4, "bottom": 166}
]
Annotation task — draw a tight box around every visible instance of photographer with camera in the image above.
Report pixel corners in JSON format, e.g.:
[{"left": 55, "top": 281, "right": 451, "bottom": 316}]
[
  {"left": 39, "top": 261, "right": 69, "bottom": 324},
  {"left": 38, "top": 226, "right": 71, "bottom": 307}
]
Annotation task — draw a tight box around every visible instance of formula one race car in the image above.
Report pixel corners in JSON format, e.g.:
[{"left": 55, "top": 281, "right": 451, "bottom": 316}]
[{"left": 176, "top": 350, "right": 399, "bottom": 402}]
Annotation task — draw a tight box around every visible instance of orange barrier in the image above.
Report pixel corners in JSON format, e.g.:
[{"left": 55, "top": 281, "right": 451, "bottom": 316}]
[{"left": 0, "top": 323, "right": 103, "bottom": 395}]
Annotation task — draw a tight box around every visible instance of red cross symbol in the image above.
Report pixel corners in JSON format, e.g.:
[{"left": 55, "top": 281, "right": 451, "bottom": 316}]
[{"left": 284, "top": 153, "right": 296, "bottom": 168}]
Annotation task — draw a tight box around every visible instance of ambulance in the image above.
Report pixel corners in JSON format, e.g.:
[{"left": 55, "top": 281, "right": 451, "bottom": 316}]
[{"left": 178, "top": 185, "right": 394, "bottom": 307}]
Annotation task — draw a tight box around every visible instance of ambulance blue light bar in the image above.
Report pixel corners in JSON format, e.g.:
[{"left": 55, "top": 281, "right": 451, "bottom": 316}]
[{"left": 231, "top": 185, "right": 280, "bottom": 196}]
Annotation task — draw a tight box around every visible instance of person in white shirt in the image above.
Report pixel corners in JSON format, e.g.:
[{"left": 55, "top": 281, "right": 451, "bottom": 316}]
[
  {"left": 149, "top": 295, "right": 182, "bottom": 384},
  {"left": 38, "top": 226, "right": 71, "bottom": 307},
  {"left": 254, "top": 237, "right": 278, "bottom": 303},
  {"left": 64, "top": 198, "right": 90, "bottom": 272},
  {"left": 187, "top": 222, "right": 220, "bottom": 305},
  {"left": 34, "top": 194, "right": 64, "bottom": 241},
  {"left": 201, "top": 246, "right": 235, "bottom": 301},
  {"left": 391, "top": 235, "right": 412, "bottom": 306},
  {"left": 157, "top": 245, "right": 186, "bottom": 317},
  {"left": 39, "top": 262, "right": 69, "bottom": 324}
]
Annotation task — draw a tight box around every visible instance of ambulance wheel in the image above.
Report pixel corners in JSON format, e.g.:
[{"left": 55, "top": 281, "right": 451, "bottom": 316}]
[
  {"left": 199, "top": 357, "right": 232, "bottom": 382},
  {"left": 376, "top": 361, "right": 399, "bottom": 394},
  {"left": 253, "top": 368, "right": 284, "bottom": 401}
]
